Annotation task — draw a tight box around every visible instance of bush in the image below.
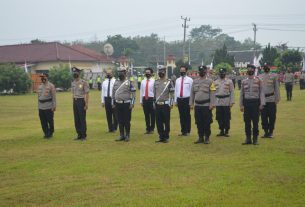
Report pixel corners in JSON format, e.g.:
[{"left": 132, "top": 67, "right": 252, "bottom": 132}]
[
  {"left": 48, "top": 64, "right": 73, "bottom": 90},
  {"left": 0, "top": 63, "right": 32, "bottom": 94}
]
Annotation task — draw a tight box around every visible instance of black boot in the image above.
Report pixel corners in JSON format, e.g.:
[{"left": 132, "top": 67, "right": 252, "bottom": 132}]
[
  {"left": 242, "top": 136, "right": 252, "bottom": 145},
  {"left": 124, "top": 134, "right": 130, "bottom": 142},
  {"left": 224, "top": 129, "right": 230, "bottom": 137},
  {"left": 194, "top": 137, "right": 204, "bottom": 144},
  {"left": 204, "top": 136, "right": 210, "bottom": 144},
  {"left": 115, "top": 134, "right": 125, "bottom": 141},
  {"left": 216, "top": 129, "right": 225, "bottom": 137},
  {"left": 253, "top": 136, "right": 259, "bottom": 145},
  {"left": 267, "top": 130, "right": 273, "bottom": 138},
  {"left": 261, "top": 130, "right": 269, "bottom": 138}
]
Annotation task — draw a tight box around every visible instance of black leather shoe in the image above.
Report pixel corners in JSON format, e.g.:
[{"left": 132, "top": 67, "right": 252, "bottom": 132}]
[
  {"left": 204, "top": 137, "right": 210, "bottom": 144},
  {"left": 216, "top": 131, "right": 225, "bottom": 137},
  {"left": 124, "top": 135, "right": 130, "bottom": 142},
  {"left": 194, "top": 139, "right": 204, "bottom": 144},
  {"left": 74, "top": 135, "right": 81, "bottom": 140},
  {"left": 115, "top": 136, "right": 125, "bottom": 141},
  {"left": 267, "top": 133, "right": 273, "bottom": 138}
]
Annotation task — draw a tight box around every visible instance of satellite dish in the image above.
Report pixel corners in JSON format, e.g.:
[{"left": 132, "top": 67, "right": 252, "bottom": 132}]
[{"left": 103, "top": 43, "right": 114, "bottom": 56}]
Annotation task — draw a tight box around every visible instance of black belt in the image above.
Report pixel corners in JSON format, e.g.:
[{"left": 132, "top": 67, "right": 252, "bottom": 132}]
[
  {"left": 265, "top": 92, "right": 274, "bottom": 97},
  {"left": 39, "top": 98, "right": 53, "bottom": 103},
  {"left": 244, "top": 99, "right": 259, "bottom": 103},
  {"left": 216, "top": 94, "right": 230, "bottom": 99},
  {"left": 195, "top": 99, "right": 210, "bottom": 104},
  {"left": 74, "top": 98, "right": 84, "bottom": 101}
]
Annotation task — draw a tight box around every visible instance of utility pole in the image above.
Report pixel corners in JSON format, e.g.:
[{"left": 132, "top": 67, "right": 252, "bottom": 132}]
[
  {"left": 252, "top": 23, "right": 258, "bottom": 65},
  {"left": 181, "top": 16, "right": 190, "bottom": 60},
  {"left": 163, "top": 36, "right": 166, "bottom": 66},
  {"left": 188, "top": 39, "right": 191, "bottom": 65}
]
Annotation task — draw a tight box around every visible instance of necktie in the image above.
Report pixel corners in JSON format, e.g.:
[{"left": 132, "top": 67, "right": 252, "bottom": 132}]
[
  {"left": 107, "top": 79, "right": 111, "bottom": 97},
  {"left": 180, "top": 77, "right": 184, "bottom": 97},
  {"left": 145, "top": 79, "right": 149, "bottom": 100}
]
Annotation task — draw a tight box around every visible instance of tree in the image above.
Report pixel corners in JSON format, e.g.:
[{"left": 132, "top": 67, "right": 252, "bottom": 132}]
[
  {"left": 106, "top": 35, "right": 139, "bottom": 58},
  {"left": 215, "top": 62, "right": 233, "bottom": 74},
  {"left": 190, "top": 25, "right": 222, "bottom": 40},
  {"left": 213, "top": 44, "right": 235, "bottom": 67},
  {"left": 281, "top": 49, "right": 303, "bottom": 69},
  {"left": 0, "top": 63, "right": 31, "bottom": 94},
  {"left": 48, "top": 64, "right": 72, "bottom": 90},
  {"left": 259, "top": 43, "right": 279, "bottom": 66}
]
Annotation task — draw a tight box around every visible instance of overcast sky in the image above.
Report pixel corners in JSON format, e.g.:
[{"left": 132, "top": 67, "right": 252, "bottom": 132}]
[{"left": 0, "top": 0, "right": 305, "bottom": 50}]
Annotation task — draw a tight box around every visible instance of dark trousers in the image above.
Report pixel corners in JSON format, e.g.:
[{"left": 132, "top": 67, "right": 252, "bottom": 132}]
[
  {"left": 243, "top": 100, "right": 260, "bottom": 138},
  {"left": 138, "top": 82, "right": 141, "bottom": 90},
  {"left": 216, "top": 106, "right": 231, "bottom": 131},
  {"left": 177, "top": 97, "right": 191, "bottom": 134},
  {"left": 116, "top": 103, "right": 132, "bottom": 136},
  {"left": 300, "top": 79, "right": 305, "bottom": 90},
  {"left": 285, "top": 83, "right": 293, "bottom": 100},
  {"left": 39, "top": 109, "right": 54, "bottom": 136},
  {"left": 142, "top": 97, "right": 155, "bottom": 132},
  {"left": 195, "top": 106, "right": 212, "bottom": 138},
  {"left": 232, "top": 79, "right": 236, "bottom": 88},
  {"left": 89, "top": 83, "right": 93, "bottom": 89},
  {"left": 155, "top": 104, "right": 170, "bottom": 140},
  {"left": 237, "top": 80, "right": 242, "bottom": 90},
  {"left": 104, "top": 97, "right": 117, "bottom": 131},
  {"left": 261, "top": 102, "right": 276, "bottom": 134},
  {"left": 97, "top": 82, "right": 101, "bottom": 91},
  {"left": 73, "top": 98, "right": 87, "bottom": 138}
]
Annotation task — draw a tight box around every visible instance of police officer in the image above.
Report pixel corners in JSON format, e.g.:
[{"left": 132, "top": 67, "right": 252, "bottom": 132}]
[
  {"left": 37, "top": 73, "right": 56, "bottom": 138},
  {"left": 259, "top": 65, "right": 280, "bottom": 138},
  {"left": 97, "top": 75, "right": 102, "bottom": 91},
  {"left": 154, "top": 65, "right": 174, "bottom": 143},
  {"left": 175, "top": 65, "right": 193, "bottom": 136},
  {"left": 240, "top": 64, "right": 265, "bottom": 145},
  {"left": 71, "top": 67, "right": 89, "bottom": 140},
  {"left": 89, "top": 77, "right": 93, "bottom": 89},
  {"left": 189, "top": 65, "right": 216, "bottom": 144},
  {"left": 140, "top": 67, "right": 155, "bottom": 134},
  {"left": 284, "top": 69, "right": 294, "bottom": 101},
  {"left": 214, "top": 68, "right": 235, "bottom": 137},
  {"left": 112, "top": 67, "right": 136, "bottom": 142},
  {"left": 101, "top": 69, "right": 117, "bottom": 132}
]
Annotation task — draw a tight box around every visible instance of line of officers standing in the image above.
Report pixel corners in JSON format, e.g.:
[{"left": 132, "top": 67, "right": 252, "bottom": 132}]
[{"left": 37, "top": 64, "right": 280, "bottom": 145}]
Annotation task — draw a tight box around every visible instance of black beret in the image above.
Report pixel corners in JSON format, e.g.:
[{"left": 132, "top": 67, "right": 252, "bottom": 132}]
[
  {"left": 263, "top": 64, "right": 270, "bottom": 70},
  {"left": 198, "top": 65, "right": 207, "bottom": 70},
  {"left": 219, "top": 68, "right": 227, "bottom": 74},
  {"left": 39, "top": 73, "right": 49, "bottom": 77},
  {"left": 72, "top": 67, "right": 82, "bottom": 73}
]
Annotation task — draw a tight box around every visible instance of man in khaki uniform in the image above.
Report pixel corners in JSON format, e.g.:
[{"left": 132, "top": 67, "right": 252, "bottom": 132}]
[
  {"left": 112, "top": 67, "right": 136, "bottom": 142},
  {"left": 284, "top": 69, "right": 294, "bottom": 101},
  {"left": 240, "top": 64, "right": 265, "bottom": 145},
  {"left": 189, "top": 65, "right": 216, "bottom": 144},
  {"left": 71, "top": 67, "right": 89, "bottom": 141},
  {"left": 37, "top": 73, "right": 56, "bottom": 138},
  {"left": 259, "top": 65, "right": 280, "bottom": 138},
  {"left": 154, "top": 65, "right": 175, "bottom": 143},
  {"left": 214, "top": 68, "right": 234, "bottom": 137}
]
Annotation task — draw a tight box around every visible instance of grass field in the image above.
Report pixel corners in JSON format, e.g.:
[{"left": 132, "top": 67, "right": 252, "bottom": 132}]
[{"left": 0, "top": 85, "right": 304, "bottom": 207}]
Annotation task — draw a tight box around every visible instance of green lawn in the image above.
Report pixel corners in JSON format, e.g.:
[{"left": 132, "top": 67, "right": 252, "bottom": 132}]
[{"left": 0, "top": 86, "right": 304, "bottom": 207}]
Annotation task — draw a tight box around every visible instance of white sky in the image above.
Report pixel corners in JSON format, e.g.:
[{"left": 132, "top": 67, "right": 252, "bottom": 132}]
[{"left": 0, "top": 0, "right": 305, "bottom": 49}]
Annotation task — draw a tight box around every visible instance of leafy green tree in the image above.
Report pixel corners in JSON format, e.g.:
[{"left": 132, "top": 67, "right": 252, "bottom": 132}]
[
  {"left": 281, "top": 49, "right": 302, "bottom": 68},
  {"left": 215, "top": 62, "right": 233, "bottom": 74},
  {"left": 259, "top": 43, "right": 279, "bottom": 66},
  {"left": 190, "top": 25, "right": 222, "bottom": 40},
  {"left": 106, "top": 35, "right": 139, "bottom": 58},
  {"left": 48, "top": 64, "right": 72, "bottom": 90},
  {"left": 213, "top": 44, "right": 234, "bottom": 66},
  {"left": 0, "top": 63, "right": 31, "bottom": 94}
]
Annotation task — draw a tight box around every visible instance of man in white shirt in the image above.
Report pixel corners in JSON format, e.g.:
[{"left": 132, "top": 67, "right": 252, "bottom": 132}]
[
  {"left": 101, "top": 69, "right": 117, "bottom": 132},
  {"left": 140, "top": 68, "right": 155, "bottom": 134},
  {"left": 175, "top": 65, "right": 193, "bottom": 136}
]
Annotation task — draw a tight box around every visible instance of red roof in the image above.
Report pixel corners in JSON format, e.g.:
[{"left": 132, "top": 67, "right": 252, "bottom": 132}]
[
  {"left": 71, "top": 45, "right": 113, "bottom": 63},
  {"left": 0, "top": 42, "right": 107, "bottom": 64}
]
